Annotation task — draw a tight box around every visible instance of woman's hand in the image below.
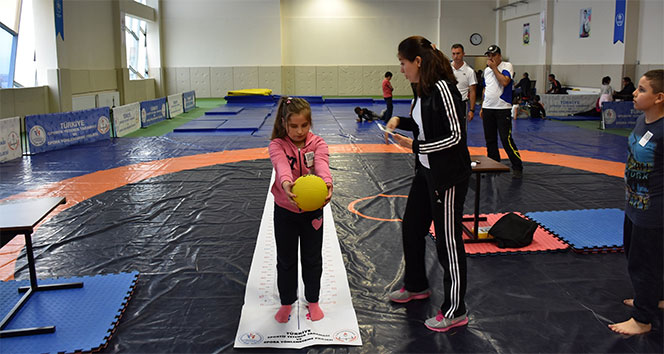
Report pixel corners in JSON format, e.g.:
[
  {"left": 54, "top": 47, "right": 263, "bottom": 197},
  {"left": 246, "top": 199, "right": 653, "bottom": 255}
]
[
  {"left": 392, "top": 134, "right": 413, "bottom": 149},
  {"left": 384, "top": 116, "right": 400, "bottom": 144},
  {"left": 324, "top": 183, "right": 333, "bottom": 206},
  {"left": 281, "top": 180, "right": 298, "bottom": 207}
]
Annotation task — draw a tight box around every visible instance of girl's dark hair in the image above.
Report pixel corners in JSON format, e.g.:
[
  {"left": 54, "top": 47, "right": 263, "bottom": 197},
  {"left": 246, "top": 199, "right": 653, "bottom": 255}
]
[
  {"left": 602, "top": 76, "right": 611, "bottom": 85},
  {"left": 643, "top": 69, "right": 664, "bottom": 94},
  {"left": 270, "top": 97, "right": 312, "bottom": 140},
  {"left": 398, "top": 36, "right": 457, "bottom": 97}
]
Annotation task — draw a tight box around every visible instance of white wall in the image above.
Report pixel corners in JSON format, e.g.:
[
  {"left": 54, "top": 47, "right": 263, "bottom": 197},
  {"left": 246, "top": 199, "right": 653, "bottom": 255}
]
[
  {"left": 551, "top": 0, "right": 624, "bottom": 65},
  {"left": 439, "top": 0, "right": 496, "bottom": 57},
  {"left": 61, "top": 0, "right": 116, "bottom": 70},
  {"left": 281, "top": 0, "right": 438, "bottom": 66},
  {"left": 637, "top": 0, "right": 664, "bottom": 65},
  {"left": 505, "top": 13, "right": 542, "bottom": 65},
  {"left": 160, "top": 0, "right": 281, "bottom": 67}
]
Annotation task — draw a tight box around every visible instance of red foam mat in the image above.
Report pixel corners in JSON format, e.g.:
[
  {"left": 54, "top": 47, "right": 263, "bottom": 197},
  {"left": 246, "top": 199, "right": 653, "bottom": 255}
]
[{"left": 430, "top": 212, "right": 570, "bottom": 256}]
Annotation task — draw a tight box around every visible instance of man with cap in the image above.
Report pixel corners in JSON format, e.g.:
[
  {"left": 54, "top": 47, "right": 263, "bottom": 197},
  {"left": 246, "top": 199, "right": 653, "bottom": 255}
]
[{"left": 480, "top": 45, "right": 524, "bottom": 178}]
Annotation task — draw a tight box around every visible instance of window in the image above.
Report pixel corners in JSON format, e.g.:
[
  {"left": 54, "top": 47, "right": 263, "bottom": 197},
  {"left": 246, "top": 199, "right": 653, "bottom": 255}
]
[
  {"left": 0, "top": 23, "right": 17, "bottom": 88},
  {"left": 125, "top": 15, "right": 148, "bottom": 80}
]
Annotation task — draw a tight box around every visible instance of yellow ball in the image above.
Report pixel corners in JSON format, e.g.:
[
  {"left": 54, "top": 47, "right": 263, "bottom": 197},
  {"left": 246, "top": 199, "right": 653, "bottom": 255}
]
[{"left": 291, "top": 175, "right": 328, "bottom": 211}]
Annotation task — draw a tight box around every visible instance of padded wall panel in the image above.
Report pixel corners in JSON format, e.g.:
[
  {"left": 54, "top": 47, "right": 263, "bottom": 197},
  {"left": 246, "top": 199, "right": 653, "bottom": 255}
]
[
  {"left": 0, "top": 89, "right": 13, "bottom": 118},
  {"left": 281, "top": 66, "right": 295, "bottom": 95},
  {"left": 295, "top": 66, "right": 316, "bottom": 96},
  {"left": 233, "top": 67, "right": 259, "bottom": 90},
  {"left": 89, "top": 70, "right": 118, "bottom": 92},
  {"left": 176, "top": 68, "right": 192, "bottom": 93},
  {"left": 389, "top": 65, "right": 411, "bottom": 96},
  {"left": 259, "top": 66, "right": 281, "bottom": 95},
  {"left": 338, "top": 66, "right": 363, "bottom": 96},
  {"left": 362, "top": 66, "right": 385, "bottom": 96},
  {"left": 165, "top": 68, "right": 178, "bottom": 96},
  {"left": 70, "top": 70, "right": 91, "bottom": 94},
  {"left": 190, "top": 67, "right": 212, "bottom": 98},
  {"left": 211, "top": 67, "right": 234, "bottom": 98},
  {"left": 316, "top": 66, "right": 338, "bottom": 96}
]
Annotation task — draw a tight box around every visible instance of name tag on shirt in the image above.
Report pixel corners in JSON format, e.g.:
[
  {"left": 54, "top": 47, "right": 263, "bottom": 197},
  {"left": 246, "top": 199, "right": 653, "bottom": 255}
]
[
  {"left": 639, "top": 131, "right": 653, "bottom": 147},
  {"left": 305, "top": 151, "right": 315, "bottom": 167}
]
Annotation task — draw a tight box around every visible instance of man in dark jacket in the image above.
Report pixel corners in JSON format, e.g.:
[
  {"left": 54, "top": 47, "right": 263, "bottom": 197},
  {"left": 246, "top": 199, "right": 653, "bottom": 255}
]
[{"left": 613, "top": 77, "right": 636, "bottom": 101}]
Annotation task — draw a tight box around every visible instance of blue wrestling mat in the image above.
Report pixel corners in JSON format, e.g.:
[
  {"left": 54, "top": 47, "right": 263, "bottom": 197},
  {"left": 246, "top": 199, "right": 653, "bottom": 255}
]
[
  {"left": 205, "top": 106, "right": 244, "bottom": 115},
  {"left": 548, "top": 115, "right": 601, "bottom": 121},
  {"left": 525, "top": 209, "right": 624, "bottom": 253},
  {"left": 0, "top": 272, "right": 138, "bottom": 353}
]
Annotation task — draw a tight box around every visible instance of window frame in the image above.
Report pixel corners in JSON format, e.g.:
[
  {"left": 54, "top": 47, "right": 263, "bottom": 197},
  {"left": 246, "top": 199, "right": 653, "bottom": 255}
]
[{"left": 0, "top": 21, "right": 18, "bottom": 88}]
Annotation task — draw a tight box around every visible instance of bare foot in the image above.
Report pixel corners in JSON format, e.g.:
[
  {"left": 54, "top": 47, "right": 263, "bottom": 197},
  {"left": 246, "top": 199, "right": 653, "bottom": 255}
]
[
  {"left": 609, "top": 318, "right": 652, "bottom": 335},
  {"left": 623, "top": 299, "right": 664, "bottom": 309},
  {"left": 275, "top": 305, "right": 292, "bottom": 323},
  {"left": 307, "top": 302, "right": 324, "bottom": 321}
]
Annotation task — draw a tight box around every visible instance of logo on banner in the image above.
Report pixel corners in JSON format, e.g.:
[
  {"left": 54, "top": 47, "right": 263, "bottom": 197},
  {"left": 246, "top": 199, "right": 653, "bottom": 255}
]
[
  {"left": 29, "top": 125, "right": 47, "bottom": 146},
  {"left": 141, "top": 108, "right": 147, "bottom": 123},
  {"left": 98, "top": 116, "right": 110, "bottom": 134},
  {"left": 334, "top": 329, "right": 359, "bottom": 343},
  {"left": 8, "top": 131, "right": 19, "bottom": 150},
  {"left": 239, "top": 332, "right": 264, "bottom": 345},
  {"left": 604, "top": 109, "right": 617, "bottom": 125},
  {"left": 615, "top": 13, "right": 624, "bottom": 27}
]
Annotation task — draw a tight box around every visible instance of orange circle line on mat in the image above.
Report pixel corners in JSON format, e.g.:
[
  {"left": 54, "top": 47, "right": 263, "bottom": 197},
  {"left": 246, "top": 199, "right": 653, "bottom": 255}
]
[
  {"left": 0, "top": 143, "right": 624, "bottom": 280},
  {"left": 347, "top": 194, "right": 408, "bottom": 222}
]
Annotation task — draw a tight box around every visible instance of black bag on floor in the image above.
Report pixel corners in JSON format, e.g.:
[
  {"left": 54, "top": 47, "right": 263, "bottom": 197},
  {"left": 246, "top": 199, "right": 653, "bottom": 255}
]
[{"left": 489, "top": 213, "right": 537, "bottom": 248}]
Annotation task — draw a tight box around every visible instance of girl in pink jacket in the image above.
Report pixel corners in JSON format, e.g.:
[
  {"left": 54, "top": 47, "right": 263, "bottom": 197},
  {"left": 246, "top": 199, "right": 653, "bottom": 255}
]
[{"left": 268, "top": 97, "right": 333, "bottom": 323}]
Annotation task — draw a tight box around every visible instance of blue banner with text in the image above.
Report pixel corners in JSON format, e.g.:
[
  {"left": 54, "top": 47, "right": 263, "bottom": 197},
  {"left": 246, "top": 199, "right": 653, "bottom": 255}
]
[
  {"left": 26, "top": 107, "right": 111, "bottom": 154},
  {"left": 140, "top": 97, "right": 168, "bottom": 127},
  {"left": 602, "top": 101, "right": 640, "bottom": 129},
  {"left": 183, "top": 91, "right": 196, "bottom": 112}
]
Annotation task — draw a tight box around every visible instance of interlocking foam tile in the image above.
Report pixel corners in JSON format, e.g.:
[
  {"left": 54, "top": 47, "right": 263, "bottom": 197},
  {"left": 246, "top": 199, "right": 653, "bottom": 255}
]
[
  {"left": 525, "top": 209, "right": 624, "bottom": 253},
  {"left": 324, "top": 98, "right": 375, "bottom": 104},
  {"left": 0, "top": 271, "right": 138, "bottom": 353},
  {"left": 429, "top": 212, "right": 569, "bottom": 256}
]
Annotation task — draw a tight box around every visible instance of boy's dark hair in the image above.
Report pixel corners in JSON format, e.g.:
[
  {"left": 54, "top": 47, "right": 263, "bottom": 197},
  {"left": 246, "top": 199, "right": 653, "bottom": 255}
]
[
  {"left": 534, "top": 95, "right": 541, "bottom": 101},
  {"left": 270, "top": 97, "right": 312, "bottom": 140},
  {"left": 385, "top": 71, "right": 392, "bottom": 78},
  {"left": 523, "top": 72, "right": 529, "bottom": 78},
  {"left": 644, "top": 69, "right": 664, "bottom": 93},
  {"left": 623, "top": 77, "right": 632, "bottom": 83},
  {"left": 549, "top": 74, "right": 555, "bottom": 79},
  {"left": 398, "top": 36, "right": 457, "bottom": 97},
  {"left": 602, "top": 76, "right": 611, "bottom": 85},
  {"left": 354, "top": 106, "right": 362, "bottom": 114},
  {"left": 451, "top": 43, "right": 464, "bottom": 52}
]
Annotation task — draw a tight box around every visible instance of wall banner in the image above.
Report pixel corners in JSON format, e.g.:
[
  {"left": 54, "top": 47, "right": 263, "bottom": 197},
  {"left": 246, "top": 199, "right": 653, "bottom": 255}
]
[
  {"left": 140, "top": 97, "right": 168, "bottom": 127},
  {"left": 613, "top": 0, "right": 626, "bottom": 44},
  {"left": 0, "top": 117, "right": 22, "bottom": 163},
  {"left": 168, "top": 93, "right": 184, "bottom": 118},
  {"left": 580, "top": 8, "right": 591, "bottom": 38},
  {"left": 602, "top": 101, "right": 640, "bottom": 129},
  {"left": 112, "top": 102, "right": 141, "bottom": 137},
  {"left": 25, "top": 107, "right": 111, "bottom": 154},
  {"left": 183, "top": 91, "right": 196, "bottom": 112}
]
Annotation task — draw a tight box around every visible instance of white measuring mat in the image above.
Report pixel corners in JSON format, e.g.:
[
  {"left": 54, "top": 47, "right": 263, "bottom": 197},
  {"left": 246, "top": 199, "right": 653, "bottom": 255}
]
[{"left": 234, "top": 171, "right": 362, "bottom": 349}]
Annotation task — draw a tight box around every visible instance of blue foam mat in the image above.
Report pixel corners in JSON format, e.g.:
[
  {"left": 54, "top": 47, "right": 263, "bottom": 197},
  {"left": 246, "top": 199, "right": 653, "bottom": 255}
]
[
  {"left": 0, "top": 271, "right": 138, "bottom": 353},
  {"left": 525, "top": 209, "right": 624, "bottom": 251},
  {"left": 224, "top": 95, "right": 275, "bottom": 104},
  {"left": 174, "top": 120, "right": 226, "bottom": 131},
  {"left": 324, "top": 98, "right": 375, "bottom": 104},
  {"left": 204, "top": 106, "right": 244, "bottom": 115},
  {"left": 548, "top": 115, "right": 601, "bottom": 121}
]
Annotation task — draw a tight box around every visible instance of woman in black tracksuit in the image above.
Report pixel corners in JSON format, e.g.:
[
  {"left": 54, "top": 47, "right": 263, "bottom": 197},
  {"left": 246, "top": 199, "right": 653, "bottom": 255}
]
[{"left": 385, "top": 36, "right": 472, "bottom": 332}]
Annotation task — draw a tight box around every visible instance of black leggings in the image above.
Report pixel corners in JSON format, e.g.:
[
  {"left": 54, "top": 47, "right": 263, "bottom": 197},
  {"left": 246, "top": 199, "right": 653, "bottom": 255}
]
[
  {"left": 273, "top": 204, "right": 324, "bottom": 305},
  {"left": 402, "top": 166, "right": 469, "bottom": 318}
]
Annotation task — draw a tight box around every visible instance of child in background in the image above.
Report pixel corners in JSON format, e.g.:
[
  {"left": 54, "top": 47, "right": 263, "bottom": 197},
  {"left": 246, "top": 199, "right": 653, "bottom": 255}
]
[
  {"left": 354, "top": 106, "right": 381, "bottom": 122},
  {"left": 609, "top": 69, "right": 663, "bottom": 335},
  {"left": 529, "top": 95, "right": 546, "bottom": 119},
  {"left": 382, "top": 71, "right": 394, "bottom": 121},
  {"left": 268, "top": 97, "right": 333, "bottom": 323}
]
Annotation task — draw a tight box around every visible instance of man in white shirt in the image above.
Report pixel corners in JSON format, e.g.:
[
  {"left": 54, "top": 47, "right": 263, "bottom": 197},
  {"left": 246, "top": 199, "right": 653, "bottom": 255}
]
[
  {"left": 451, "top": 44, "right": 477, "bottom": 122},
  {"left": 480, "top": 45, "right": 523, "bottom": 178}
]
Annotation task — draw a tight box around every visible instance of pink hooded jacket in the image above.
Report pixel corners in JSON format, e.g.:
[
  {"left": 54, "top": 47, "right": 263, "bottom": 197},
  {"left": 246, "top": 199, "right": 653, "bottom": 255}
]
[{"left": 269, "top": 131, "right": 333, "bottom": 213}]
